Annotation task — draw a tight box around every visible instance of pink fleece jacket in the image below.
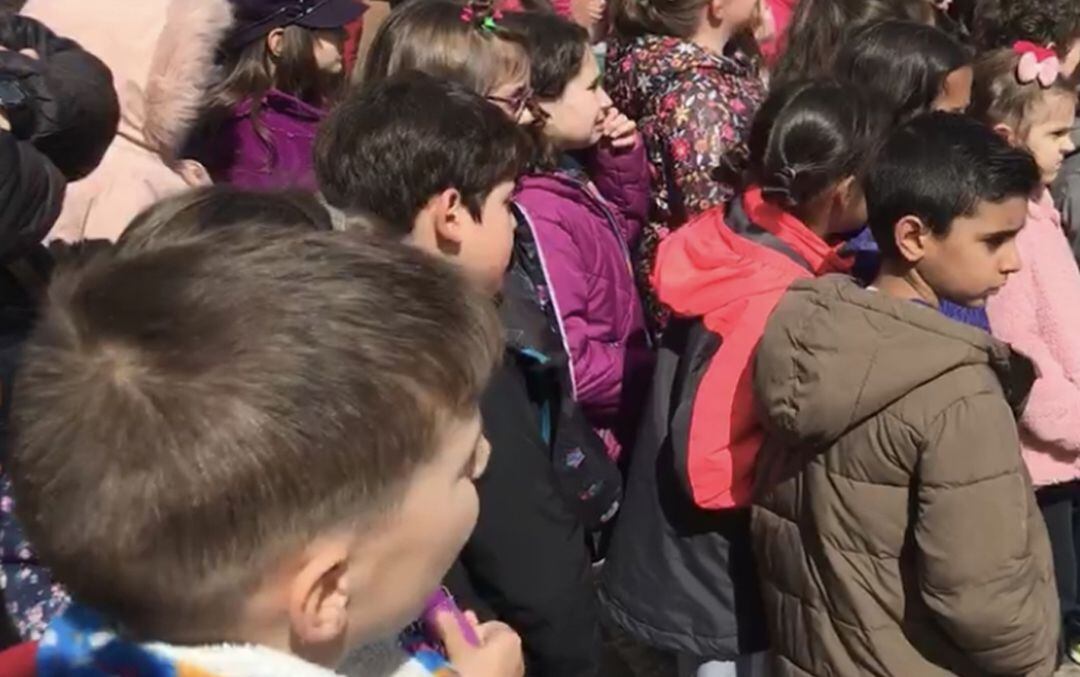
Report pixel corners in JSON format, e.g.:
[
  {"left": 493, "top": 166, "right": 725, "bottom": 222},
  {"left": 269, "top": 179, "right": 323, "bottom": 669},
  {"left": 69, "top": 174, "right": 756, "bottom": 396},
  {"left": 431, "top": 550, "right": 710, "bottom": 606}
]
[{"left": 987, "top": 189, "right": 1080, "bottom": 487}]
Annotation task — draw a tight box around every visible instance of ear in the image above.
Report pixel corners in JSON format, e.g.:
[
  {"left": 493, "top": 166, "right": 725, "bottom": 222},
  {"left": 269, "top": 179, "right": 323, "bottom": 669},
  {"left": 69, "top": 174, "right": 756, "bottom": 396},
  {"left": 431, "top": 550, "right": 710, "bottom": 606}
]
[
  {"left": 432, "top": 188, "right": 471, "bottom": 246},
  {"left": 266, "top": 27, "right": 286, "bottom": 59},
  {"left": 705, "top": 0, "right": 727, "bottom": 23},
  {"left": 834, "top": 176, "right": 858, "bottom": 206},
  {"left": 894, "top": 214, "right": 931, "bottom": 264},
  {"left": 992, "top": 122, "right": 1020, "bottom": 147},
  {"left": 288, "top": 535, "right": 352, "bottom": 650}
]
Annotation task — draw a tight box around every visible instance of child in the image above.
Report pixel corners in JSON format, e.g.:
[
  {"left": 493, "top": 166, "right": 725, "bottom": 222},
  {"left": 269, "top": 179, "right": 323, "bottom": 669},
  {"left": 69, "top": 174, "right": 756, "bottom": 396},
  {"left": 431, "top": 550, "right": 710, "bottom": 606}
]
[
  {"left": 599, "top": 79, "right": 888, "bottom": 677},
  {"left": 361, "top": 0, "right": 535, "bottom": 125},
  {"left": 604, "top": 0, "right": 764, "bottom": 326},
  {"left": 752, "top": 112, "right": 1057, "bottom": 676},
  {"left": 974, "top": 0, "right": 1080, "bottom": 245},
  {"left": 970, "top": 45, "right": 1080, "bottom": 663},
  {"left": 19, "top": 0, "right": 232, "bottom": 242},
  {"left": 359, "top": 0, "right": 624, "bottom": 527},
  {"left": 191, "top": 0, "right": 365, "bottom": 191},
  {"left": 0, "top": 186, "right": 330, "bottom": 644},
  {"left": 500, "top": 11, "right": 652, "bottom": 461},
  {"left": 0, "top": 14, "right": 120, "bottom": 643},
  {"left": 316, "top": 72, "right": 605, "bottom": 677},
  {"left": 771, "top": 0, "right": 931, "bottom": 84},
  {"left": 830, "top": 20, "right": 990, "bottom": 330},
  {"left": 5, "top": 215, "right": 525, "bottom": 675}
]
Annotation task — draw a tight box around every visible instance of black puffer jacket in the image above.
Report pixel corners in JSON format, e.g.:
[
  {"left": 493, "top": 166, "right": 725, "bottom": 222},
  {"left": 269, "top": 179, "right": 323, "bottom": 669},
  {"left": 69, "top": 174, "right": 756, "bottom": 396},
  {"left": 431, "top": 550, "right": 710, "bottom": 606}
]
[{"left": 445, "top": 210, "right": 619, "bottom": 677}]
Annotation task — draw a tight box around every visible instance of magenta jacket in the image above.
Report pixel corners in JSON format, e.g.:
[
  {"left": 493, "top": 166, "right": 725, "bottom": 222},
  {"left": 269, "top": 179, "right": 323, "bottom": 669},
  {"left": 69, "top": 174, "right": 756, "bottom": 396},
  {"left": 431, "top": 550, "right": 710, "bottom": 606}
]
[
  {"left": 202, "top": 88, "right": 325, "bottom": 191},
  {"left": 514, "top": 139, "right": 653, "bottom": 460},
  {"left": 987, "top": 189, "right": 1080, "bottom": 487}
]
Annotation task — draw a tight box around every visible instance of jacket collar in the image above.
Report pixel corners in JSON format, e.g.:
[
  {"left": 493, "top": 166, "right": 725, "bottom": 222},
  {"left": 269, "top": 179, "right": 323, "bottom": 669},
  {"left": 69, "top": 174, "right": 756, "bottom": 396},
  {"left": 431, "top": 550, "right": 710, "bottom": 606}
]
[
  {"left": 741, "top": 186, "right": 853, "bottom": 275},
  {"left": 36, "top": 605, "right": 446, "bottom": 677},
  {"left": 1027, "top": 186, "right": 1061, "bottom": 227}
]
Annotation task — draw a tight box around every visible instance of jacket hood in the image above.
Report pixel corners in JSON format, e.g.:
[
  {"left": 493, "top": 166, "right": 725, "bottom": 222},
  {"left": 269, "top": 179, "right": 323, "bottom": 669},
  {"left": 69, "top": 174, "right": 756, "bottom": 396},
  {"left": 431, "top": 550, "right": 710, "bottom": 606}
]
[
  {"left": 652, "top": 190, "right": 848, "bottom": 332},
  {"left": 21, "top": 0, "right": 234, "bottom": 157},
  {"left": 755, "top": 275, "right": 1032, "bottom": 449},
  {"left": 652, "top": 208, "right": 806, "bottom": 331},
  {"left": 607, "top": 35, "right": 755, "bottom": 121}
]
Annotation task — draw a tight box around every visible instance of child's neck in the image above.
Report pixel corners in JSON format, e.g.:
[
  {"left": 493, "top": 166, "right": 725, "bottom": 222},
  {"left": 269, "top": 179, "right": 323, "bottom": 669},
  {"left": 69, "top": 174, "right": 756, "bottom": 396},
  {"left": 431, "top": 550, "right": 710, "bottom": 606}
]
[
  {"left": 796, "top": 202, "right": 832, "bottom": 242},
  {"left": 690, "top": 20, "right": 735, "bottom": 56},
  {"left": 872, "top": 260, "right": 939, "bottom": 307}
]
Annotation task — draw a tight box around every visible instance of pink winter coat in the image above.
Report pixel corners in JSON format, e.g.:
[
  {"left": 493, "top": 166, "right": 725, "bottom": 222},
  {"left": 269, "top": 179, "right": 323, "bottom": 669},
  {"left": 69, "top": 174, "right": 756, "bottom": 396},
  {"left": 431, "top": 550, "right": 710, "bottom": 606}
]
[
  {"left": 514, "top": 139, "right": 653, "bottom": 460},
  {"left": 20, "top": 0, "right": 232, "bottom": 242},
  {"left": 987, "top": 190, "right": 1080, "bottom": 487}
]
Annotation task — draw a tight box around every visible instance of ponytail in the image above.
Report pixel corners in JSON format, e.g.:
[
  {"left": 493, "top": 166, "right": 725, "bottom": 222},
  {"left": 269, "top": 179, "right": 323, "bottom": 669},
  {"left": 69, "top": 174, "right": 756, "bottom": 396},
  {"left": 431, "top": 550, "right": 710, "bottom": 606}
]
[{"left": 745, "top": 79, "right": 889, "bottom": 215}]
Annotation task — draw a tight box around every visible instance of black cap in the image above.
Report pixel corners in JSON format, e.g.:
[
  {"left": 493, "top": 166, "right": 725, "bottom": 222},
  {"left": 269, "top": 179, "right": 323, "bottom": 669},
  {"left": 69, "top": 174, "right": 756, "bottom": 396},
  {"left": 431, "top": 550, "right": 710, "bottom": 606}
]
[{"left": 226, "top": 0, "right": 367, "bottom": 51}]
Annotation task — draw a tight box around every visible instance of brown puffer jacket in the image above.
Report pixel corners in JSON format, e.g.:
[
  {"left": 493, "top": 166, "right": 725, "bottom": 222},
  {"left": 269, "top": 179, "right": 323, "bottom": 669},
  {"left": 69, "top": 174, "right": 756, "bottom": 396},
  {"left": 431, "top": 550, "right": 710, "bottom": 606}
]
[{"left": 751, "top": 276, "right": 1059, "bottom": 677}]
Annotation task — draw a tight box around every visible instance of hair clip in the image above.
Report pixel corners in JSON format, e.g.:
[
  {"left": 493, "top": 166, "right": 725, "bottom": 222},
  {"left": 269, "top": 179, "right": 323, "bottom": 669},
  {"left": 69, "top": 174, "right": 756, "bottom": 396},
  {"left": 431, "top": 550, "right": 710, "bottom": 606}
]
[
  {"left": 776, "top": 165, "right": 798, "bottom": 186},
  {"left": 460, "top": 1, "right": 503, "bottom": 32},
  {"left": 1013, "top": 41, "right": 1061, "bottom": 88}
]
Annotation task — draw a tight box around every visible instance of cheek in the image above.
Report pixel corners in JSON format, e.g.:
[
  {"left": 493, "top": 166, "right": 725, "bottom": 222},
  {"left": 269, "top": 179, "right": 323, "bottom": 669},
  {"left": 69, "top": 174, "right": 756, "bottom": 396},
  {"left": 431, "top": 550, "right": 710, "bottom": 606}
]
[{"left": 446, "top": 481, "right": 480, "bottom": 552}]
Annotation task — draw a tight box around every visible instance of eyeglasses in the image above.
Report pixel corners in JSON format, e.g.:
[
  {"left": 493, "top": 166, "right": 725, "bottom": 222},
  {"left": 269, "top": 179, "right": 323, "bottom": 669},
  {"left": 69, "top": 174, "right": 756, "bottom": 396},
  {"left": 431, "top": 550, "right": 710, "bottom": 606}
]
[{"left": 486, "top": 87, "right": 535, "bottom": 120}]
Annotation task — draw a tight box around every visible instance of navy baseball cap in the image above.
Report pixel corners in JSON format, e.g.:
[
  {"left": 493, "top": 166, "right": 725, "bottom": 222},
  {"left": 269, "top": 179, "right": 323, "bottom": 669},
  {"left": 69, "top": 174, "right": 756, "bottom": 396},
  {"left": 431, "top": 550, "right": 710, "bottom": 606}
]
[{"left": 225, "top": 0, "right": 367, "bottom": 51}]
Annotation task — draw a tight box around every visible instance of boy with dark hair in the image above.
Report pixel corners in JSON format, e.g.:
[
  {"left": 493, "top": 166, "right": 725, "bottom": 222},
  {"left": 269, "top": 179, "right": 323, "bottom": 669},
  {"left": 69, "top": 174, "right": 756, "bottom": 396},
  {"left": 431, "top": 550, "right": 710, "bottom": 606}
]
[
  {"left": 3, "top": 224, "right": 524, "bottom": 676},
  {"left": 316, "top": 73, "right": 607, "bottom": 677},
  {"left": 751, "top": 112, "right": 1059, "bottom": 676}
]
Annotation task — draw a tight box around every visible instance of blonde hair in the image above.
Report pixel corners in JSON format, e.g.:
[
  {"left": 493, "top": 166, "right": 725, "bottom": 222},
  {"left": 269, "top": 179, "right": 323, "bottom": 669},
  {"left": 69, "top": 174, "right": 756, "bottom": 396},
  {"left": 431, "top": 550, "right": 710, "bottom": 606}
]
[{"left": 362, "top": 0, "right": 530, "bottom": 95}]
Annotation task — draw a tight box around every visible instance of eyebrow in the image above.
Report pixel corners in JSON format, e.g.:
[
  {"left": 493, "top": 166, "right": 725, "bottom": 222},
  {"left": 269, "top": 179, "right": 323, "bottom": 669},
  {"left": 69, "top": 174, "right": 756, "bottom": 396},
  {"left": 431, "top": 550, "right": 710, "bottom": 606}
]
[{"left": 979, "top": 223, "right": 1024, "bottom": 238}]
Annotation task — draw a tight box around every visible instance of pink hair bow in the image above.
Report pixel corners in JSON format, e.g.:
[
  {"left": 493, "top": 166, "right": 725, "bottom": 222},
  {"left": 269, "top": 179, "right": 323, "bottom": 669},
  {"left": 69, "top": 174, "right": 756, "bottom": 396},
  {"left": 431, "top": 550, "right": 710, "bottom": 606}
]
[{"left": 1014, "top": 41, "right": 1061, "bottom": 88}]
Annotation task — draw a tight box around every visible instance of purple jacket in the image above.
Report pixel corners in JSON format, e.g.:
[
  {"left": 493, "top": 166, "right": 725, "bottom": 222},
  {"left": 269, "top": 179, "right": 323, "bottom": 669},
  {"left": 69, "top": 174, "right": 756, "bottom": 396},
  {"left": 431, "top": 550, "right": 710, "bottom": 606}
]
[
  {"left": 514, "top": 139, "right": 654, "bottom": 460},
  {"left": 203, "top": 89, "right": 325, "bottom": 191}
]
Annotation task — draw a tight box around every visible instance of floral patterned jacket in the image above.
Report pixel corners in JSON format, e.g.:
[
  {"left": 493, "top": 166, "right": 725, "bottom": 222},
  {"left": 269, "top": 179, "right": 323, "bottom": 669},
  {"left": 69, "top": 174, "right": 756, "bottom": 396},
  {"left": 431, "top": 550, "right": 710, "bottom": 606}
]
[{"left": 605, "top": 34, "right": 765, "bottom": 327}]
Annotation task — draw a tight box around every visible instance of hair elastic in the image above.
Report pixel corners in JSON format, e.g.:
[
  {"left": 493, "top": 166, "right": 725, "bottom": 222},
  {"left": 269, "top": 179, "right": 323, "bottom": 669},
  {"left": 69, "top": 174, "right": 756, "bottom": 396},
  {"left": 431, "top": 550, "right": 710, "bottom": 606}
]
[
  {"left": 1013, "top": 41, "right": 1061, "bottom": 88},
  {"left": 460, "top": 1, "right": 503, "bottom": 32}
]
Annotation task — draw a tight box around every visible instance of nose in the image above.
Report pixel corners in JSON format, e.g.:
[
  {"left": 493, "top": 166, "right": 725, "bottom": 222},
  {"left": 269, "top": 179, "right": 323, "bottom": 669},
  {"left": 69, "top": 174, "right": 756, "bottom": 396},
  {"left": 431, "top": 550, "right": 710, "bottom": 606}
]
[
  {"left": 1065, "top": 134, "right": 1077, "bottom": 156},
  {"left": 1002, "top": 240, "right": 1023, "bottom": 276},
  {"left": 599, "top": 87, "right": 613, "bottom": 109}
]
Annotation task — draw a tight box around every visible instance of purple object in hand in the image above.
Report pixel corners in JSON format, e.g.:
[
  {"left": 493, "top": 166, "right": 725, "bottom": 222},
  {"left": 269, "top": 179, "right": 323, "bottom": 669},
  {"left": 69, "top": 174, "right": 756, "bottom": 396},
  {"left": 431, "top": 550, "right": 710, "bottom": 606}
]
[{"left": 422, "top": 587, "right": 481, "bottom": 648}]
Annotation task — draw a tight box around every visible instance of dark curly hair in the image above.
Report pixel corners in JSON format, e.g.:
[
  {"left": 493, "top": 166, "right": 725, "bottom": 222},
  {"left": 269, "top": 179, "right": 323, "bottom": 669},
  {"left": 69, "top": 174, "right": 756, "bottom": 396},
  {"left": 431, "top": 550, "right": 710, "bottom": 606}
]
[{"left": 973, "top": 0, "right": 1080, "bottom": 57}]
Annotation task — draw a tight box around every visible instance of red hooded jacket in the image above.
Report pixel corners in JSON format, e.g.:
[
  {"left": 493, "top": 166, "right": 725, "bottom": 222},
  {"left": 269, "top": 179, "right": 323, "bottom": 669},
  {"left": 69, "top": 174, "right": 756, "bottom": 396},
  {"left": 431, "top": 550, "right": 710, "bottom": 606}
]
[{"left": 651, "top": 187, "right": 852, "bottom": 509}]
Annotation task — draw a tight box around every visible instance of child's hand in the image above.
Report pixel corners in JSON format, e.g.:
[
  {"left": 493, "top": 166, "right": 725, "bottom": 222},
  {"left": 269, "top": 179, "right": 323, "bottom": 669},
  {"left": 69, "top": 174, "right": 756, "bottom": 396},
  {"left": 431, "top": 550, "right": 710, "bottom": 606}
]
[
  {"left": 601, "top": 107, "right": 637, "bottom": 150},
  {"left": 435, "top": 611, "right": 524, "bottom": 677}
]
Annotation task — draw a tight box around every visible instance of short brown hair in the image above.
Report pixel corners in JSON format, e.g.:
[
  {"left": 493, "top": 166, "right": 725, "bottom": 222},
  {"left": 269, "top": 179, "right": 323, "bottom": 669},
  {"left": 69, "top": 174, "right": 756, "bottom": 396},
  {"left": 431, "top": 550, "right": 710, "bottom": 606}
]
[
  {"left": 970, "top": 47, "right": 1075, "bottom": 133},
  {"left": 10, "top": 225, "right": 501, "bottom": 643},
  {"left": 315, "top": 72, "right": 529, "bottom": 236}
]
